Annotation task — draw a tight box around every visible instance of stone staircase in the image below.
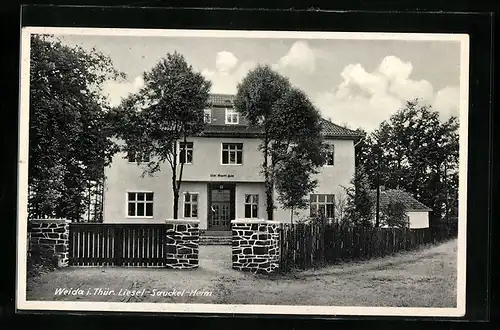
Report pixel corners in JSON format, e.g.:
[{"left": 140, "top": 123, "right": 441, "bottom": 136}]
[{"left": 200, "top": 231, "right": 232, "bottom": 245}]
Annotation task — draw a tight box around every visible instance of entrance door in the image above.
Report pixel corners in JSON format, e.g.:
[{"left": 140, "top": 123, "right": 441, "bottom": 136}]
[{"left": 208, "top": 183, "right": 235, "bottom": 231}]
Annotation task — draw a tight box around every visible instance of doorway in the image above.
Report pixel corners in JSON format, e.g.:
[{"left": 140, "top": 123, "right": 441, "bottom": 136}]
[{"left": 207, "top": 183, "right": 235, "bottom": 232}]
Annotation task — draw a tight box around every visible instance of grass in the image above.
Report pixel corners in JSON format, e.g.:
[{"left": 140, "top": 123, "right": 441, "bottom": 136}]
[{"left": 26, "top": 239, "right": 457, "bottom": 307}]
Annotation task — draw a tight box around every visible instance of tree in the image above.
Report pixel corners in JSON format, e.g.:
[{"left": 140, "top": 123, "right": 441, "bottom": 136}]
[
  {"left": 274, "top": 150, "right": 319, "bottom": 224},
  {"left": 334, "top": 189, "right": 349, "bottom": 225},
  {"left": 112, "top": 52, "right": 211, "bottom": 219},
  {"left": 356, "top": 99, "right": 459, "bottom": 228},
  {"left": 381, "top": 201, "right": 409, "bottom": 228},
  {"left": 344, "top": 164, "right": 374, "bottom": 227},
  {"left": 29, "top": 34, "right": 123, "bottom": 220},
  {"left": 234, "top": 66, "right": 325, "bottom": 220}
]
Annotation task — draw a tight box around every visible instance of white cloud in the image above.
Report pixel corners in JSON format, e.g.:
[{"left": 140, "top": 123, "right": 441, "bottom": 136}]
[
  {"left": 202, "top": 50, "right": 256, "bottom": 94},
  {"left": 276, "top": 41, "right": 316, "bottom": 74},
  {"left": 215, "top": 51, "right": 238, "bottom": 72},
  {"left": 314, "top": 55, "right": 459, "bottom": 131},
  {"left": 102, "top": 75, "right": 144, "bottom": 107},
  {"left": 433, "top": 86, "right": 460, "bottom": 120}
]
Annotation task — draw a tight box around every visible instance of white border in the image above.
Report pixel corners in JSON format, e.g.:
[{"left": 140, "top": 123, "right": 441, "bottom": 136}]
[{"left": 17, "top": 27, "right": 469, "bottom": 317}]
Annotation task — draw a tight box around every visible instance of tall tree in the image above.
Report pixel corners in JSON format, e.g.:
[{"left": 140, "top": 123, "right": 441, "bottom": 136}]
[
  {"left": 343, "top": 164, "right": 374, "bottom": 227},
  {"left": 112, "top": 52, "right": 211, "bottom": 219},
  {"left": 29, "top": 34, "right": 123, "bottom": 220},
  {"left": 356, "top": 99, "right": 459, "bottom": 228},
  {"left": 274, "top": 150, "right": 319, "bottom": 224},
  {"left": 234, "top": 66, "right": 325, "bottom": 220}
]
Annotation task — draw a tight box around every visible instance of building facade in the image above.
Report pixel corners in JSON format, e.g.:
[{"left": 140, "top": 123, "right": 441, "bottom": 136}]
[{"left": 103, "top": 94, "right": 361, "bottom": 231}]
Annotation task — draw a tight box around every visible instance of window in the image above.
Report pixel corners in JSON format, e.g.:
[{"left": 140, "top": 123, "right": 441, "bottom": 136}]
[
  {"left": 204, "top": 109, "right": 212, "bottom": 123},
  {"left": 225, "top": 108, "right": 239, "bottom": 124},
  {"left": 127, "top": 150, "right": 150, "bottom": 163},
  {"left": 127, "top": 192, "right": 153, "bottom": 217},
  {"left": 244, "top": 194, "right": 259, "bottom": 218},
  {"left": 325, "top": 144, "right": 335, "bottom": 166},
  {"left": 179, "top": 142, "right": 193, "bottom": 164},
  {"left": 222, "top": 143, "right": 243, "bottom": 165},
  {"left": 309, "top": 194, "right": 334, "bottom": 219},
  {"left": 184, "top": 192, "right": 198, "bottom": 218}
]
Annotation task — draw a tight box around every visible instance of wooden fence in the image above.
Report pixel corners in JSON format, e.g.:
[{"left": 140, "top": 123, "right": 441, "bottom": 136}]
[
  {"left": 69, "top": 223, "right": 166, "bottom": 267},
  {"left": 279, "top": 223, "right": 458, "bottom": 272}
]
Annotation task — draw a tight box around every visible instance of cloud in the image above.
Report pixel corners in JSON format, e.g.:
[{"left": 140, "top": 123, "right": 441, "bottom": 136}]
[
  {"left": 433, "top": 86, "right": 460, "bottom": 120},
  {"left": 215, "top": 51, "right": 238, "bottom": 72},
  {"left": 102, "top": 76, "right": 144, "bottom": 107},
  {"left": 203, "top": 42, "right": 318, "bottom": 94},
  {"left": 275, "top": 41, "right": 316, "bottom": 74},
  {"left": 314, "top": 55, "right": 459, "bottom": 131},
  {"left": 202, "top": 50, "right": 256, "bottom": 94}
]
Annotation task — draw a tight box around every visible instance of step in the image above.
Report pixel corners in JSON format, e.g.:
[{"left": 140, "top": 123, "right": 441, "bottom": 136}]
[
  {"left": 200, "top": 230, "right": 232, "bottom": 236},
  {"left": 200, "top": 236, "right": 232, "bottom": 245}
]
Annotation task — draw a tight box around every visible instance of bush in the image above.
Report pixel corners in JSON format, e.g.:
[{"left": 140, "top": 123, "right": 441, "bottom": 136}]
[{"left": 27, "top": 245, "right": 58, "bottom": 278}]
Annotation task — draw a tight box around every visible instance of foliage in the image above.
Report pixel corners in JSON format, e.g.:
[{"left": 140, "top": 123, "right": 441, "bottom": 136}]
[
  {"left": 334, "top": 189, "right": 349, "bottom": 225},
  {"left": 111, "top": 52, "right": 211, "bottom": 219},
  {"left": 274, "top": 150, "right": 319, "bottom": 223},
  {"left": 29, "top": 34, "right": 124, "bottom": 220},
  {"left": 355, "top": 99, "right": 459, "bottom": 228},
  {"left": 381, "top": 201, "right": 409, "bottom": 228},
  {"left": 343, "top": 164, "right": 374, "bottom": 227},
  {"left": 27, "top": 245, "right": 58, "bottom": 279},
  {"left": 234, "top": 66, "right": 326, "bottom": 220}
]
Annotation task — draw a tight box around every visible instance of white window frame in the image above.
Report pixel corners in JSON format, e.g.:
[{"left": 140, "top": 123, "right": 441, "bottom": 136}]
[
  {"left": 225, "top": 108, "right": 239, "bottom": 124},
  {"left": 221, "top": 142, "right": 243, "bottom": 165},
  {"left": 126, "top": 191, "right": 154, "bottom": 218},
  {"left": 178, "top": 141, "right": 194, "bottom": 165},
  {"left": 309, "top": 194, "right": 335, "bottom": 220},
  {"left": 183, "top": 192, "right": 199, "bottom": 219},
  {"left": 204, "top": 109, "right": 212, "bottom": 123},
  {"left": 325, "top": 144, "right": 335, "bottom": 166},
  {"left": 244, "top": 194, "right": 259, "bottom": 219}
]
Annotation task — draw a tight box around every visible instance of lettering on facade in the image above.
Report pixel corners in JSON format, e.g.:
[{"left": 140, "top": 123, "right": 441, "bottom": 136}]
[{"left": 210, "top": 174, "right": 235, "bottom": 178}]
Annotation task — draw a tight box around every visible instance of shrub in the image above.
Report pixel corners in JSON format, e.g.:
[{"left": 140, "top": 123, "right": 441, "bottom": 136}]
[{"left": 27, "top": 245, "right": 58, "bottom": 279}]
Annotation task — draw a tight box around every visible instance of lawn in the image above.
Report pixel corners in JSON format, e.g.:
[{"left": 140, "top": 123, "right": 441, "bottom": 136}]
[{"left": 26, "top": 239, "right": 457, "bottom": 307}]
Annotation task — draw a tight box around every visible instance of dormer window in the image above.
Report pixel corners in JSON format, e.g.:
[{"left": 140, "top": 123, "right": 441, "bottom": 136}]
[
  {"left": 225, "top": 108, "right": 239, "bottom": 124},
  {"left": 204, "top": 109, "right": 212, "bottom": 123}
]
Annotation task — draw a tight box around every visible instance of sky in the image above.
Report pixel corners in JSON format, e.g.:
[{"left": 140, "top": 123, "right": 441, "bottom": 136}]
[{"left": 57, "top": 33, "right": 463, "bottom": 132}]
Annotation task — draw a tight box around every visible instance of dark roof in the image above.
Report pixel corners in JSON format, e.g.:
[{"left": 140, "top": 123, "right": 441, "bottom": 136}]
[
  {"left": 204, "top": 94, "right": 361, "bottom": 140},
  {"left": 209, "top": 94, "right": 235, "bottom": 107},
  {"left": 319, "top": 118, "right": 362, "bottom": 138},
  {"left": 368, "top": 189, "right": 432, "bottom": 212}
]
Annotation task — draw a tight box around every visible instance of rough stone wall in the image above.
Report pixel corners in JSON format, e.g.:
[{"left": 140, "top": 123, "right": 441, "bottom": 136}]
[
  {"left": 165, "top": 220, "right": 200, "bottom": 269},
  {"left": 231, "top": 220, "right": 280, "bottom": 274},
  {"left": 29, "top": 219, "right": 70, "bottom": 267}
]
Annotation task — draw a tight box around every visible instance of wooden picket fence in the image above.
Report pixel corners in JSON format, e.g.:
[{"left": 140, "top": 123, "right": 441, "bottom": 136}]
[
  {"left": 69, "top": 223, "right": 166, "bottom": 267},
  {"left": 279, "top": 223, "right": 457, "bottom": 272}
]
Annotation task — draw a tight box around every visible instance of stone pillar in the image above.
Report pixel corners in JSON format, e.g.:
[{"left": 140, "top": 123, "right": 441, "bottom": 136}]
[
  {"left": 231, "top": 219, "right": 280, "bottom": 274},
  {"left": 165, "top": 219, "right": 200, "bottom": 269},
  {"left": 29, "top": 219, "right": 71, "bottom": 267}
]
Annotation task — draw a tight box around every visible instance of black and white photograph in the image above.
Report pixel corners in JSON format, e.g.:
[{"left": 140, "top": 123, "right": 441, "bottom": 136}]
[{"left": 17, "top": 27, "right": 469, "bottom": 317}]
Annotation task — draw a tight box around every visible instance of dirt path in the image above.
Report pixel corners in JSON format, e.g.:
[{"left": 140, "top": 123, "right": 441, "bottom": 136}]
[{"left": 26, "top": 239, "right": 457, "bottom": 307}]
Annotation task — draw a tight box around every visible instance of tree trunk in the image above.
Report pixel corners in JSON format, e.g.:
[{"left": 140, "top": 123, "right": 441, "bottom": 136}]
[
  {"left": 263, "top": 134, "right": 274, "bottom": 220},
  {"left": 171, "top": 168, "right": 179, "bottom": 219},
  {"left": 173, "top": 190, "right": 179, "bottom": 220},
  {"left": 290, "top": 206, "right": 294, "bottom": 224}
]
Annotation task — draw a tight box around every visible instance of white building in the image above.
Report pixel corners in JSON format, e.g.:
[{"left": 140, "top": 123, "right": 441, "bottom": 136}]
[{"left": 102, "top": 94, "right": 361, "bottom": 232}]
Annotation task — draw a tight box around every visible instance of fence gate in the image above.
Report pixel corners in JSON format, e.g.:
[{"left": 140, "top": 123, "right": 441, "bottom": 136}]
[{"left": 69, "top": 223, "right": 166, "bottom": 267}]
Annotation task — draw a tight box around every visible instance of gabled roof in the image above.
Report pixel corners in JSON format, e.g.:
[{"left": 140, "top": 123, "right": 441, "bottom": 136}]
[
  {"left": 204, "top": 94, "right": 361, "bottom": 140},
  {"left": 368, "top": 189, "right": 432, "bottom": 212}
]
